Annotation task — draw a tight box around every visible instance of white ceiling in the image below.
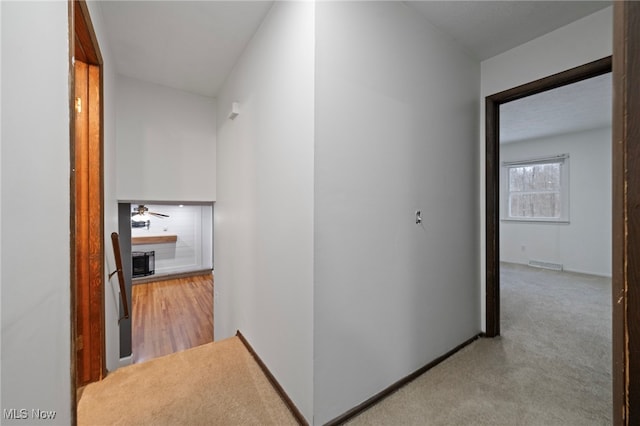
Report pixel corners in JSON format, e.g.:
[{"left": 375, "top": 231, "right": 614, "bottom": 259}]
[
  {"left": 500, "top": 73, "right": 612, "bottom": 144},
  {"left": 98, "top": 1, "right": 611, "bottom": 98},
  {"left": 405, "top": 1, "right": 610, "bottom": 60},
  {"left": 98, "top": 1, "right": 274, "bottom": 97},
  {"left": 97, "top": 1, "right": 613, "bottom": 142}
]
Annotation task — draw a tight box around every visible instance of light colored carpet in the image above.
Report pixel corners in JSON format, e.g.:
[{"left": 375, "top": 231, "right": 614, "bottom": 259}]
[
  {"left": 77, "top": 336, "right": 297, "bottom": 426},
  {"left": 79, "top": 264, "right": 611, "bottom": 425},
  {"left": 347, "top": 263, "right": 612, "bottom": 426}
]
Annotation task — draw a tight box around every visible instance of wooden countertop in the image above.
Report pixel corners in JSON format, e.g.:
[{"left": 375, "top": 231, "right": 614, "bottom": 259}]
[{"left": 131, "top": 235, "right": 178, "bottom": 245}]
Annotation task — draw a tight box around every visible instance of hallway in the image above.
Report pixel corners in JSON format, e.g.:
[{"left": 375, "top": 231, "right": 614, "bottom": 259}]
[{"left": 80, "top": 264, "right": 611, "bottom": 425}]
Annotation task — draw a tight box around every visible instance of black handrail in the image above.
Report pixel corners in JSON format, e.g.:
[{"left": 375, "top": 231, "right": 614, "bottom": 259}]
[{"left": 109, "top": 232, "right": 129, "bottom": 322}]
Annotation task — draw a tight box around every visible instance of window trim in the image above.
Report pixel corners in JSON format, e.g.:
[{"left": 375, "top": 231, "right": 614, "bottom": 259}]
[{"left": 501, "top": 154, "right": 570, "bottom": 223}]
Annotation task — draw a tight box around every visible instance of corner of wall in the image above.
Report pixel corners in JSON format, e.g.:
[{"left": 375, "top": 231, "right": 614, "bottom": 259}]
[{"left": 214, "top": 1, "right": 315, "bottom": 422}]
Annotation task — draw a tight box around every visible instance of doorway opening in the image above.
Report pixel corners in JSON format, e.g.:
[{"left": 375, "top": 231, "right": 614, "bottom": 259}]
[
  {"left": 117, "top": 201, "right": 215, "bottom": 364},
  {"left": 485, "top": 56, "right": 612, "bottom": 421},
  {"left": 482, "top": 4, "right": 640, "bottom": 421},
  {"left": 498, "top": 70, "right": 612, "bottom": 346},
  {"left": 485, "top": 56, "right": 611, "bottom": 336}
]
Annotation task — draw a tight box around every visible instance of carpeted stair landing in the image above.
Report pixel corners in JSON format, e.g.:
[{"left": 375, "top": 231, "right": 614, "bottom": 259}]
[{"left": 77, "top": 337, "right": 297, "bottom": 425}]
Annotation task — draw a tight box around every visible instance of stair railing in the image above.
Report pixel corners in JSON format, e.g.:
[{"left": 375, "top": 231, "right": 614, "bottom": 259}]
[{"left": 109, "top": 232, "right": 130, "bottom": 323}]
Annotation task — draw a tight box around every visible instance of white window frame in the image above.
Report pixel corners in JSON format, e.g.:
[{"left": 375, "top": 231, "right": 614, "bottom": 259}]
[{"left": 501, "top": 154, "right": 570, "bottom": 223}]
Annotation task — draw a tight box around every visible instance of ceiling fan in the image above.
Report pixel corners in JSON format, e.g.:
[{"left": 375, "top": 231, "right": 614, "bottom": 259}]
[
  {"left": 131, "top": 204, "right": 169, "bottom": 219},
  {"left": 131, "top": 204, "right": 169, "bottom": 229}
]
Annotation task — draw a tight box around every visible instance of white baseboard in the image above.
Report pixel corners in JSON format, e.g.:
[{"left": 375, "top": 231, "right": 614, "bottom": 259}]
[
  {"left": 563, "top": 268, "right": 612, "bottom": 279},
  {"left": 501, "top": 260, "right": 612, "bottom": 278},
  {"left": 119, "top": 355, "right": 132, "bottom": 368}
]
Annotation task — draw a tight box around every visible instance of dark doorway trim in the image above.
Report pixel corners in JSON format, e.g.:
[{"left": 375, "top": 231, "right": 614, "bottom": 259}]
[
  {"left": 484, "top": 56, "right": 611, "bottom": 337},
  {"left": 324, "top": 334, "right": 480, "bottom": 426},
  {"left": 612, "top": 1, "right": 640, "bottom": 424},
  {"left": 236, "top": 331, "right": 309, "bottom": 426}
]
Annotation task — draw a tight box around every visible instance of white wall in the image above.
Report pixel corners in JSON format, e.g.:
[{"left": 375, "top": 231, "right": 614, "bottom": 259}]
[
  {"left": 1, "top": 2, "right": 71, "bottom": 423},
  {"left": 1, "top": 0, "right": 3, "bottom": 409},
  {"left": 500, "top": 127, "right": 611, "bottom": 276},
  {"left": 116, "top": 75, "right": 216, "bottom": 202},
  {"left": 480, "top": 7, "right": 613, "bottom": 330},
  {"left": 314, "top": 2, "right": 480, "bottom": 423},
  {"left": 131, "top": 204, "right": 213, "bottom": 275},
  {"left": 86, "top": 0, "right": 121, "bottom": 375},
  {"left": 215, "top": 2, "right": 314, "bottom": 422}
]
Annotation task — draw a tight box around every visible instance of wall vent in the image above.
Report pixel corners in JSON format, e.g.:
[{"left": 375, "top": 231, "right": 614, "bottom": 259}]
[{"left": 528, "top": 260, "right": 563, "bottom": 271}]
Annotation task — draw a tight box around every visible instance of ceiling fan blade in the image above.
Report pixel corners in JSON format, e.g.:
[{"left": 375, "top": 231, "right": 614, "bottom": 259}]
[{"left": 148, "top": 212, "right": 169, "bottom": 218}]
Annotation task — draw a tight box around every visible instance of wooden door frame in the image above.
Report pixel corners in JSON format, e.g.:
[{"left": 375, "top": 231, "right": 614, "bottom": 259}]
[
  {"left": 612, "top": 2, "right": 640, "bottom": 424},
  {"left": 69, "top": 0, "right": 104, "bottom": 418},
  {"left": 484, "top": 56, "right": 611, "bottom": 337}
]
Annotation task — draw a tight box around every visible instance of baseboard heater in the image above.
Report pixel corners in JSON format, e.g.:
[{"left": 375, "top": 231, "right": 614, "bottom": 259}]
[{"left": 528, "top": 260, "right": 563, "bottom": 271}]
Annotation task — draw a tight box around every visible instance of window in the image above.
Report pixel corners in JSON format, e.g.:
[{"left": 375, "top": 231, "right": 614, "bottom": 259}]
[{"left": 503, "top": 154, "right": 569, "bottom": 222}]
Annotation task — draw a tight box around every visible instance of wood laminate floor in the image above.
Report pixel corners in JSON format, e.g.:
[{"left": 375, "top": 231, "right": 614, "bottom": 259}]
[{"left": 132, "top": 273, "right": 213, "bottom": 364}]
